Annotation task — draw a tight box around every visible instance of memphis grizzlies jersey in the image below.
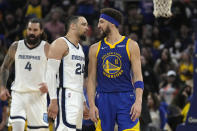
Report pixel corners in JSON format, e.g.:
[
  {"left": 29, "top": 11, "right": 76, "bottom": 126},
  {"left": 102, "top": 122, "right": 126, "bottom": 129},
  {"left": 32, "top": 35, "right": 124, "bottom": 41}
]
[
  {"left": 58, "top": 37, "right": 85, "bottom": 93},
  {"left": 96, "top": 36, "right": 134, "bottom": 93},
  {"left": 12, "top": 40, "right": 47, "bottom": 92}
]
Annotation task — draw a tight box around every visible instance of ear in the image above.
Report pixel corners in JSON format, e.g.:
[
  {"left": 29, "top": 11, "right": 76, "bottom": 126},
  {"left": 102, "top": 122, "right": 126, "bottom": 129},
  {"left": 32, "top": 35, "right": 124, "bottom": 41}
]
[
  {"left": 70, "top": 23, "right": 77, "bottom": 30},
  {"left": 110, "top": 23, "right": 116, "bottom": 28}
]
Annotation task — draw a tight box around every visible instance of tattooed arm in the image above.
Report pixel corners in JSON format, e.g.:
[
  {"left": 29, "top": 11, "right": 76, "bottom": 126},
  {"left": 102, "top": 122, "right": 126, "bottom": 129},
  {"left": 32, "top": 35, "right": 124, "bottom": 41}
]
[{"left": 0, "top": 42, "right": 18, "bottom": 100}]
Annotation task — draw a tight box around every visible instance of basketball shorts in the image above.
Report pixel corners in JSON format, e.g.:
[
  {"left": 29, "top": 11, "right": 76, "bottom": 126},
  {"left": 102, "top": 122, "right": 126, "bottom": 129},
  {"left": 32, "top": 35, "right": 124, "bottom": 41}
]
[
  {"left": 9, "top": 91, "right": 48, "bottom": 130},
  {"left": 55, "top": 88, "right": 84, "bottom": 131},
  {"left": 95, "top": 92, "right": 140, "bottom": 131}
]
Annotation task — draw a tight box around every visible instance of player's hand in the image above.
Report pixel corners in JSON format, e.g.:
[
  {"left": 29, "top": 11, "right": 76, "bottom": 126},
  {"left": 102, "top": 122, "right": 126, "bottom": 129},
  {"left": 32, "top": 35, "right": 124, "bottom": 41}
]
[
  {"left": 39, "top": 83, "right": 48, "bottom": 94},
  {"left": 48, "top": 99, "right": 58, "bottom": 120},
  {"left": 0, "top": 87, "right": 10, "bottom": 101},
  {"left": 83, "top": 102, "right": 89, "bottom": 120},
  {"left": 130, "top": 100, "right": 142, "bottom": 121},
  {"left": 89, "top": 105, "right": 99, "bottom": 122}
]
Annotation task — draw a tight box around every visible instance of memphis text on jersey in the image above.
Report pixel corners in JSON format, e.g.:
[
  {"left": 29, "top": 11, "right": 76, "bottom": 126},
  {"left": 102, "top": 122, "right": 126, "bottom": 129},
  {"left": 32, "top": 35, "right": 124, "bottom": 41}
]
[
  {"left": 18, "top": 54, "right": 40, "bottom": 60},
  {"left": 72, "top": 55, "right": 85, "bottom": 61}
]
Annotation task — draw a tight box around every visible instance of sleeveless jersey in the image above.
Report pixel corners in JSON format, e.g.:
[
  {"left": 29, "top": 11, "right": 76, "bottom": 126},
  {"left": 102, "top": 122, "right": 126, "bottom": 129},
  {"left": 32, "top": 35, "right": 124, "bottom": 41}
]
[
  {"left": 58, "top": 37, "right": 85, "bottom": 93},
  {"left": 96, "top": 36, "right": 134, "bottom": 93},
  {"left": 12, "top": 40, "right": 47, "bottom": 92}
]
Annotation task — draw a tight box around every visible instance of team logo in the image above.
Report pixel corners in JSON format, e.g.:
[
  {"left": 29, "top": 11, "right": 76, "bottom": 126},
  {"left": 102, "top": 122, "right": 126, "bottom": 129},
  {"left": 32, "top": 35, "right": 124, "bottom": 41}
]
[
  {"left": 43, "top": 113, "right": 48, "bottom": 123},
  {"left": 68, "top": 92, "right": 71, "bottom": 98},
  {"left": 102, "top": 52, "right": 123, "bottom": 78}
]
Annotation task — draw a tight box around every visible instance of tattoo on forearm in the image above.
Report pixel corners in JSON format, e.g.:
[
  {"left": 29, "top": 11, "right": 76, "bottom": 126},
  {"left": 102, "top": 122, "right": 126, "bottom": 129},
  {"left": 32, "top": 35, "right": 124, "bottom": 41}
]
[
  {"left": 0, "top": 68, "right": 9, "bottom": 87},
  {"left": 0, "top": 42, "right": 17, "bottom": 87}
]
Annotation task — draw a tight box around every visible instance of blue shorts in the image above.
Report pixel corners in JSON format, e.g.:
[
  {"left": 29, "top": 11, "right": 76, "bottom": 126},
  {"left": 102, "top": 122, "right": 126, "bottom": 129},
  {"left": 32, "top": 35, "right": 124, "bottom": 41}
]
[{"left": 95, "top": 92, "right": 139, "bottom": 131}]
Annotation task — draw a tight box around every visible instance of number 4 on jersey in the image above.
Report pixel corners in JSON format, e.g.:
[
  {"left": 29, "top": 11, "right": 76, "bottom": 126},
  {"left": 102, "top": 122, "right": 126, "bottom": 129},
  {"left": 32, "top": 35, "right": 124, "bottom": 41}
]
[{"left": 25, "top": 62, "right": 32, "bottom": 71}]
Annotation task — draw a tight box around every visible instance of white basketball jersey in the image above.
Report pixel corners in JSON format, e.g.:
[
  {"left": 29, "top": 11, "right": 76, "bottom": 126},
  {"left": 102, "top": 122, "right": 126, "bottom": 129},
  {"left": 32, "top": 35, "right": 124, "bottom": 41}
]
[
  {"left": 58, "top": 37, "right": 85, "bottom": 93},
  {"left": 12, "top": 40, "right": 47, "bottom": 92}
]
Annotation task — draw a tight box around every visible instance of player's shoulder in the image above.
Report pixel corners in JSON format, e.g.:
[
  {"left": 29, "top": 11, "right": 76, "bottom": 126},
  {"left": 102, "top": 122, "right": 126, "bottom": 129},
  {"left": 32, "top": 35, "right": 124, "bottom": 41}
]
[
  {"left": 51, "top": 37, "right": 67, "bottom": 47},
  {"left": 127, "top": 38, "right": 139, "bottom": 50},
  {"left": 128, "top": 38, "right": 138, "bottom": 46},
  {"left": 44, "top": 41, "right": 50, "bottom": 47},
  {"left": 55, "top": 37, "right": 65, "bottom": 42},
  {"left": 9, "top": 41, "right": 19, "bottom": 51},
  {"left": 90, "top": 41, "right": 100, "bottom": 50}
]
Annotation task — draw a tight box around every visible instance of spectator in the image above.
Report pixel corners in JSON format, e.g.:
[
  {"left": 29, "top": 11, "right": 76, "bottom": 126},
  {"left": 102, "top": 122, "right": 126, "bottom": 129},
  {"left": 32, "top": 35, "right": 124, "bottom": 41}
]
[
  {"left": 159, "top": 70, "right": 178, "bottom": 105},
  {"left": 44, "top": 7, "right": 65, "bottom": 41},
  {"left": 154, "top": 48, "right": 178, "bottom": 82},
  {"left": 178, "top": 52, "right": 193, "bottom": 85},
  {"left": 25, "top": 0, "right": 42, "bottom": 18},
  {"left": 147, "top": 93, "right": 161, "bottom": 130}
]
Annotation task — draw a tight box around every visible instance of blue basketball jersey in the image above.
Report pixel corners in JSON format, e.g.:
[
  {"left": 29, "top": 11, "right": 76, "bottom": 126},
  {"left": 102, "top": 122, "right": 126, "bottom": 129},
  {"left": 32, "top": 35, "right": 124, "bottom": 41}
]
[{"left": 96, "top": 36, "right": 134, "bottom": 93}]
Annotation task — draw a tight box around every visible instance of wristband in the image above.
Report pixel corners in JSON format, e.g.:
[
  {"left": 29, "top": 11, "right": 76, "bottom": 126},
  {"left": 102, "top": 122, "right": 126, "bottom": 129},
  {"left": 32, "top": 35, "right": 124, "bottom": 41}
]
[{"left": 134, "top": 81, "right": 144, "bottom": 90}]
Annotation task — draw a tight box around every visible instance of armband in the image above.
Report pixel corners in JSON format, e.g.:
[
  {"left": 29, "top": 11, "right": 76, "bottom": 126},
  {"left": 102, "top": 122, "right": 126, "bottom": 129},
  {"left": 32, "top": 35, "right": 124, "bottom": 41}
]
[
  {"left": 134, "top": 81, "right": 144, "bottom": 90},
  {"left": 46, "top": 59, "right": 61, "bottom": 99}
]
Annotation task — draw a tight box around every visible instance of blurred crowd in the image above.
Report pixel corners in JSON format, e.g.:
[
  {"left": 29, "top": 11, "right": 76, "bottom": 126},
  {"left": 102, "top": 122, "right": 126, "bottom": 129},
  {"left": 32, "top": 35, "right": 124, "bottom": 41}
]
[{"left": 0, "top": 0, "right": 197, "bottom": 131}]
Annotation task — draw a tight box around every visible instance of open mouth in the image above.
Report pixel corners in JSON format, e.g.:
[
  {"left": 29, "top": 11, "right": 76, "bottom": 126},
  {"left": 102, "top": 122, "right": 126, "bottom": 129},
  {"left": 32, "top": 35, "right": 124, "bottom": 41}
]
[{"left": 30, "top": 37, "right": 35, "bottom": 39}]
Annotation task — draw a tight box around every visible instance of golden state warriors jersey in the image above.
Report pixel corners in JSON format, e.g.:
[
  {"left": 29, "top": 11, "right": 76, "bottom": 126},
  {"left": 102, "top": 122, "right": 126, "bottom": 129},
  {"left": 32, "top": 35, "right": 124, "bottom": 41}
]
[
  {"left": 96, "top": 36, "right": 134, "bottom": 92},
  {"left": 12, "top": 40, "right": 47, "bottom": 92},
  {"left": 58, "top": 37, "right": 85, "bottom": 93}
]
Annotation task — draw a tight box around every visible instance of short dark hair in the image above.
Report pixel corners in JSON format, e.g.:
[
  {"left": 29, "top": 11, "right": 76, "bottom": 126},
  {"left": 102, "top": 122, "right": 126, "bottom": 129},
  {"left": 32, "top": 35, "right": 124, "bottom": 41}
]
[
  {"left": 28, "top": 18, "right": 43, "bottom": 29},
  {"left": 64, "top": 15, "right": 81, "bottom": 34},
  {"left": 100, "top": 8, "right": 123, "bottom": 25}
]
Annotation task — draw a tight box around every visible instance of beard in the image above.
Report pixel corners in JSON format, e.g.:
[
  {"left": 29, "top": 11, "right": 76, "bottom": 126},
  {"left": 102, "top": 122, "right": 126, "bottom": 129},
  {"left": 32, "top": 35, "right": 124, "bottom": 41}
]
[
  {"left": 26, "top": 34, "right": 41, "bottom": 45},
  {"left": 80, "top": 34, "right": 86, "bottom": 41},
  {"left": 99, "top": 26, "right": 110, "bottom": 39}
]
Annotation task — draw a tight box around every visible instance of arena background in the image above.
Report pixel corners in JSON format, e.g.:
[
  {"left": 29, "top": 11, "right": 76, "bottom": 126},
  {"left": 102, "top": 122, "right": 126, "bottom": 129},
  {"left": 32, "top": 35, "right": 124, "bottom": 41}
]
[{"left": 0, "top": 0, "right": 197, "bottom": 131}]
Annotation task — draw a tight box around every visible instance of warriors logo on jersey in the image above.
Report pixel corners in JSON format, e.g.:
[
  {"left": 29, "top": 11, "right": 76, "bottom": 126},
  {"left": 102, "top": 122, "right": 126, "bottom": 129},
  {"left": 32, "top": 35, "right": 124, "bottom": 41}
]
[{"left": 102, "top": 52, "right": 123, "bottom": 78}]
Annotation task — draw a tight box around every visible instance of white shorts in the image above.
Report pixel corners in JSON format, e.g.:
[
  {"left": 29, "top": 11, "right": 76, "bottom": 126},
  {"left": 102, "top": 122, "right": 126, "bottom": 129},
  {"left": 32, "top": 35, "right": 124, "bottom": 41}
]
[
  {"left": 55, "top": 88, "right": 83, "bottom": 131},
  {"left": 9, "top": 91, "right": 48, "bottom": 130}
]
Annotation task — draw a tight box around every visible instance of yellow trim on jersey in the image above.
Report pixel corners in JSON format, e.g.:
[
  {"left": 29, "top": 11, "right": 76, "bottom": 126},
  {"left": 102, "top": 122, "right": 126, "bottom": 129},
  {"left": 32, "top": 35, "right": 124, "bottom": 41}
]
[
  {"left": 104, "top": 36, "right": 125, "bottom": 49},
  {"left": 123, "top": 121, "right": 140, "bottom": 131},
  {"left": 96, "top": 41, "right": 102, "bottom": 58},
  {"left": 95, "top": 119, "right": 102, "bottom": 131},
  {"left": 126, "top": 39, "right": 131, "bottom": 61}
]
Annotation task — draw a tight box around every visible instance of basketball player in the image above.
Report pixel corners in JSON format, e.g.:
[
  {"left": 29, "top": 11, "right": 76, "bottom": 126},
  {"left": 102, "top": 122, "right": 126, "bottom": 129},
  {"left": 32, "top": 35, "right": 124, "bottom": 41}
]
[
  {"left": 0, "top": 18, "right": 49, "bottom": 131},
  {"left": 87, "top": 8, "right": 144, "bottom": 131},
  {"left": 47, "top": 15, "right": 89, "bottom": 131}
]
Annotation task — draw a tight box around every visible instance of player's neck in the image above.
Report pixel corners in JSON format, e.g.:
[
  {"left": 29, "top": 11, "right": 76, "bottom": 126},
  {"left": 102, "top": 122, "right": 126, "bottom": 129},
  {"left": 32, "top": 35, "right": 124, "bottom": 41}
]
[
  {"left": 106, "top": 30, "right": 122, "bottom": 45},
  {"left": 65, "top": 33, "right": 80, "bottom": 46}
]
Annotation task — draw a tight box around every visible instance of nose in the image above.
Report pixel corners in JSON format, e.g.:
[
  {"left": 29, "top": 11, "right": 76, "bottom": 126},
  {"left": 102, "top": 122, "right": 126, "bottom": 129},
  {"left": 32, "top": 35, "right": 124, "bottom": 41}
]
[
  {"left": 86, "top": 26, "right": 89, "bottom": 31},
  {"left": 98, "top": 23, "right": 100, "bottom": 28},
  {"left": 29, "top": 30, "right": 33, "bottom": 34}
]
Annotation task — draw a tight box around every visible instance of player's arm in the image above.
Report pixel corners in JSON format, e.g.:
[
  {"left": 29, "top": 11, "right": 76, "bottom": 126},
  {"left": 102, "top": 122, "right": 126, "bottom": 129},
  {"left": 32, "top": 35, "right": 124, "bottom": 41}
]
[
  {"left": 0, "top": 42, "right": 17, "bottom": 100},
  {"left": 129, "top": 40, "right": 143, "bottom": 121},
  {"left": 0, "top": 103, "right": 8, "bottom": 129},
  {"left": 47, "top": 38, "right": 68, "bottom": 99},
  {"left": 38, "top": 42, "right": 51, "bottom": 94},
  {"left": 47, "top": 38, "right": 68, "bottom": 119},
  {"left": 87, "top": 42, "right": 99, "bottom": 122},
  {"left": 44, "top": 42, "right": 50, "bottom": 58}
]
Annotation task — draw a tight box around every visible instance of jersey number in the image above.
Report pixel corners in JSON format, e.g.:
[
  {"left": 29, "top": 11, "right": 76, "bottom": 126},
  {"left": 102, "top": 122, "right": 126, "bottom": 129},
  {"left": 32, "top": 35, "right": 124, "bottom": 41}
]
[
  {"left": 25, "top": 62, "right": 32, "bottom": 71},
  {"left": 75, "top": 63, "right": 84, "bottom": 75}
]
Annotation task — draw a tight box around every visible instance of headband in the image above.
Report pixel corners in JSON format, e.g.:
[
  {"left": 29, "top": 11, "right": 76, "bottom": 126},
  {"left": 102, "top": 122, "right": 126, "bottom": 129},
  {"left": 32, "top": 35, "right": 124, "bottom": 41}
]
[{"left": 100, "top": 14, "right": 119, "bottom": 27}]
